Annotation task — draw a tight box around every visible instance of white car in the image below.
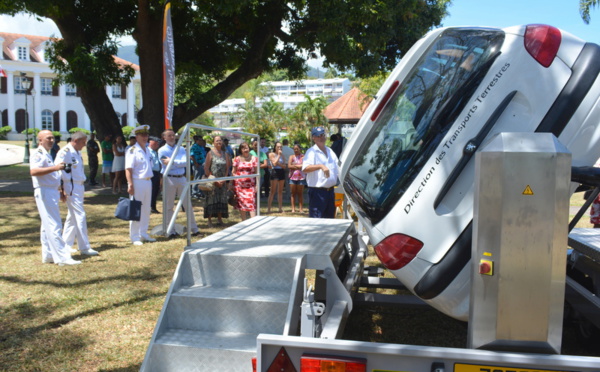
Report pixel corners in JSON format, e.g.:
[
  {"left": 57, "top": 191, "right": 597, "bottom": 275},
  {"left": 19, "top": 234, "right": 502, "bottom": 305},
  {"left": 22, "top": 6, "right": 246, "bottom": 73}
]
[{"left": 340, "top": 24, "right": 600, "bottom": 320}]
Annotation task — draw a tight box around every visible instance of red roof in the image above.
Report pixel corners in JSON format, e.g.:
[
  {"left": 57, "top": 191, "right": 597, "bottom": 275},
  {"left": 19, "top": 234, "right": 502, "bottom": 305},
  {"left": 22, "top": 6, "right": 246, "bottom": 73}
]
[
  {"left": 323, "top": 87, "right": 372, "bottom": 124},
  {"left": 0, "top": 32, "right": 139, "bottom": 70}
]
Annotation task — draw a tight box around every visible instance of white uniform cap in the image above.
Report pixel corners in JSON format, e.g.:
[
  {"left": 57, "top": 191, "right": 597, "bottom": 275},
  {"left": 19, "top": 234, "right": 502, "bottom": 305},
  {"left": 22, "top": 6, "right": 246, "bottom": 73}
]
[{"left": 133, "top": 125, "right": 150, "bottom": 135}]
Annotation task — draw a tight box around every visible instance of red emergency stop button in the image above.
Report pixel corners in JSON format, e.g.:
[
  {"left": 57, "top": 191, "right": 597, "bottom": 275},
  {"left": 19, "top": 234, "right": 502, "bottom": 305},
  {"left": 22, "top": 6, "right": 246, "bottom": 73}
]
[{"left": 479, "top": 259, "right": 493, "bottom": 275}]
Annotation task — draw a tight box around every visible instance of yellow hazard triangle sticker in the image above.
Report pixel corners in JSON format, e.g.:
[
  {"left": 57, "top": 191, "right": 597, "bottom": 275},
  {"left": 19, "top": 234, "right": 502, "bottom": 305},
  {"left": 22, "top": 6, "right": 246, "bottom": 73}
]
[{"left": 522, "top": 185, "right": 534, "bottom": 195}]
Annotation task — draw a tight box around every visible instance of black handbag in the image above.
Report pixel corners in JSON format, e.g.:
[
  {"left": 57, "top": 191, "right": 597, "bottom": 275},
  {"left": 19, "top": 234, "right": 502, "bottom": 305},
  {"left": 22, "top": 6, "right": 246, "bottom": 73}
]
[{"left": 115, "top": 196, "right": 142, "bottom": 221}]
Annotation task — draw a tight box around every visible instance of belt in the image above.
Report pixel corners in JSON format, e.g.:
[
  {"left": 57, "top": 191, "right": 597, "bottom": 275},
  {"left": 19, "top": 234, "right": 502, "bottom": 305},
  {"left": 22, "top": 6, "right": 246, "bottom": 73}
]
[
  {"left": 311, "top": 186, "right": 334, "bottom": 191},
  {"left": 168, "top": 174, "right": 185, "bottom": 178},
  {"left": 134, "top": 177, "right": 151, "bottom": 181},
  {"left": 73, "top": 181, "right": 85, "bottom": 185}
]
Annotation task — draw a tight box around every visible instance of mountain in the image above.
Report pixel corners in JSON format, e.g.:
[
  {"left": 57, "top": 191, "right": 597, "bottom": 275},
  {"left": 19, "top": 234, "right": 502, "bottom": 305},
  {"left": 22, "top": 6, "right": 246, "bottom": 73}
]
[
  {"left": 118, "top": 45, "right": 327, "bottom": 79},
  {"left": 117, "top": 45, "right": 139, "bottom": 65}
]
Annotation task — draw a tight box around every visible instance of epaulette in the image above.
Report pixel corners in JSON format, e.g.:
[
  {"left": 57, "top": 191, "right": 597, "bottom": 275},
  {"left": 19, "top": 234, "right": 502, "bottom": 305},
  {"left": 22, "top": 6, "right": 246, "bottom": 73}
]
[
  {"left": 37, "top": 148, "right": 43, "bottom": 153},
  {"left": 129, "top": 148, "right": 135, "bottom": 154}
]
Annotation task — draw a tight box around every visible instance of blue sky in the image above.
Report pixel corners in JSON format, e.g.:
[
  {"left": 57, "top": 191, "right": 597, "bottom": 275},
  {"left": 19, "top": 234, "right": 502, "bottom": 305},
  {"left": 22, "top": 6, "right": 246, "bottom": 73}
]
[
  {"left": 442, "top": 0, "right": 600, "bottom": 44},
  {"left": 1, "top": 1, "right": 599, "bottom": 52}
]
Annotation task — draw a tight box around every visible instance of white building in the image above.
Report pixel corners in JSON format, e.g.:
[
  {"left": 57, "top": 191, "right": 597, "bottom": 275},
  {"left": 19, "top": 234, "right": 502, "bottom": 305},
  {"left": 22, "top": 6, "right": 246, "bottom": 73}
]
[
  {"left": 209, "top": 78, "right": 352, "bottom": 127},
  {"left": 0, "top": 32, "right": 141, "bottom": 139}
]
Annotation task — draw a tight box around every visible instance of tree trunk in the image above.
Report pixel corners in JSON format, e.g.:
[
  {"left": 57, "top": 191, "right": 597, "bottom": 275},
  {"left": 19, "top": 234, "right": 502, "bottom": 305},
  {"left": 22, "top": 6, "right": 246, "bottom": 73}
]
[
  {"left": 51, "top": 13, "right": 123, "bottom": 139},
  {"left": 134, "top": 0, "right": 166, "bottom": 137}
]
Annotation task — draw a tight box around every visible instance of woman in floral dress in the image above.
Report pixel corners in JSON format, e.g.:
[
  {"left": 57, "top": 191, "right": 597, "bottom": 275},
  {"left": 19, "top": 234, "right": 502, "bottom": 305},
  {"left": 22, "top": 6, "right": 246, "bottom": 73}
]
[
  {"left": 204, "top": 136, "right": 231, "bottom": 227},
  {"left": 232, "top": 142, "right": 258, "bottom": 221}
]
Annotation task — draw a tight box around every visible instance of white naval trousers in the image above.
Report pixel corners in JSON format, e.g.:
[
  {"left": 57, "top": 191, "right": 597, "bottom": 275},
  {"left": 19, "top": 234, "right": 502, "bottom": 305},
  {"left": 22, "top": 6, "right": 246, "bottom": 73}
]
[
  {"left": 163, "top": 175, "right": 198, "bottom": 234},
  {"left": 34, "top": 187, "right": 72, "bottom": 263},
  {"left": 129, "top": 178, "right": 152, "bottom": 242},
  {"left": 62, "top": 182, "right": 91, "bottom": 252}
]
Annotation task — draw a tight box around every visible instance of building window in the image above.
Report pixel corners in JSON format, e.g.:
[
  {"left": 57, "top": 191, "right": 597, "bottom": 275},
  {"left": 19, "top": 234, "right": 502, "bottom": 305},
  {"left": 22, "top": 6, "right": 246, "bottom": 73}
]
[
  {"left": 112, "top": 84, "right": 121, "bottom": 98},
  {"left": 13, "top": 77, "right": 27, "bottom": 94},
  {"left": 66, "top": 84, "right": 77, "bottom": 96},
  {"left": 18, "top": 46, "right": 28, "bottom": 61},
  {"left": 41, "top": 110, "right": 53, "bottom": 130},
  {"left": 41, "top": 78, "right": 53, "bottom": 96}
]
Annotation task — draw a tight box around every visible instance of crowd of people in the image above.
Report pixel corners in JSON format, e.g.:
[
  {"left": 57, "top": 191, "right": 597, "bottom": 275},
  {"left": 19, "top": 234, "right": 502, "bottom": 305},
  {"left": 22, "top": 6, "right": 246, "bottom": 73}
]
[{"left": 30, "top": 124, "right": 345, "bottom": 266}]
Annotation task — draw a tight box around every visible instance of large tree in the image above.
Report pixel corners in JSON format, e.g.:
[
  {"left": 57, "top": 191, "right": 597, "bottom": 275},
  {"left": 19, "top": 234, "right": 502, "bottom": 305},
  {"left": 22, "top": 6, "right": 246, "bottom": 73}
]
[{"left": 0, "top": 0, "right": 450, "bottom": 137}]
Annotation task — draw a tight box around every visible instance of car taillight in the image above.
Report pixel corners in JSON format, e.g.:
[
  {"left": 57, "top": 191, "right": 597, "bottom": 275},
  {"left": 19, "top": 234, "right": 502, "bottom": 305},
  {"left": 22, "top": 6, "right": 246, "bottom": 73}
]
[
  {"left": 524, "top": 24, "right": 561, "bottom": 68},
  {"left": 374, "top": 234, "right": 423, "bottom": 270},
  {"left": 300, "top": 354, "right": 366, "bottom": 372},
  {"left": 370, "top": 80, "right": 399, "bottom": 122}
]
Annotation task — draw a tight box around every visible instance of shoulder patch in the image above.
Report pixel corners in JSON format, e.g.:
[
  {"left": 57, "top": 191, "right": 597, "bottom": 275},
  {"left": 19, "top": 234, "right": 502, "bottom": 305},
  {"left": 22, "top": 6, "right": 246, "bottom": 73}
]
[{"left": 129, "top": 148, "right": 135, "bottom": 154}]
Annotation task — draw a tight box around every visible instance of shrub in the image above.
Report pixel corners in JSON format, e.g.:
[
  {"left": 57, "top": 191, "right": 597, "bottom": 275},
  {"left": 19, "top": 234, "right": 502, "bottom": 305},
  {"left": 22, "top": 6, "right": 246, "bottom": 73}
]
[
  {"left": 21, "top": 128, "right": 41, "bottom": 136},
  {"left": 69, "top": 127, "right": 91, "bottom": 135},
  {"left": 0, "top": 126, "right": 12, "bottom": 140},
  {"left": 122, "top": 126, "right": 135, "bottom": 138}
]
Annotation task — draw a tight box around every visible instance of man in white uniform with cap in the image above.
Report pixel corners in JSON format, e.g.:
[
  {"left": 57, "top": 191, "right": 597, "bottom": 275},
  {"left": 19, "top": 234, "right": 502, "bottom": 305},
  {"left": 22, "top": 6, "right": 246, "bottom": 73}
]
[
  {"left": 30, "top": 130, "right": 81, "bottom": 266},
  {"left": 56, "top": 132, "right": 99, "bottom": 256},
  {"left": 158, "top": 129, "right": 201, "bottom": 238},
  {"left": 125, "top": 125, "right": 157, "bottom": 245}
]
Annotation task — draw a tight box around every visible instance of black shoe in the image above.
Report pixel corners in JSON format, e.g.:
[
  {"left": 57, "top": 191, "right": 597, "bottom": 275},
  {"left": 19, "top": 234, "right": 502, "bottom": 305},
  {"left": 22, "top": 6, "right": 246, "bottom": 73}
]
[
  {"left": 168, "top": 233, "right": 179, "bottom": 240},
  {"left": 151, "top": 209, "right": 160, "bottom": 214},
  {"left": 191, "top": 231, "right": 202, "bottom": 237}
]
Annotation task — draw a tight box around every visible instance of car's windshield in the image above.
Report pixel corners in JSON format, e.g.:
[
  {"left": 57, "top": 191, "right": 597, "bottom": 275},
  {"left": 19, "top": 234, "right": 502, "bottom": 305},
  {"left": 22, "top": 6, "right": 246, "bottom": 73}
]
[{"left": 344, "top": 28, "right": 505, "bottom": 224}]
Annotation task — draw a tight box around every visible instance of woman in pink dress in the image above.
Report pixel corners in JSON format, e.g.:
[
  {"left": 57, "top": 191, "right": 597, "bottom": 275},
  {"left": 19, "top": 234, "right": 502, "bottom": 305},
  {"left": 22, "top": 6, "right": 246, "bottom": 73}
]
[
  {"left": 287, "top": 143, "right": 306, "bottom": 213},
  {"left": 232, "top": 142, "right": 258, "bottom": 221}
]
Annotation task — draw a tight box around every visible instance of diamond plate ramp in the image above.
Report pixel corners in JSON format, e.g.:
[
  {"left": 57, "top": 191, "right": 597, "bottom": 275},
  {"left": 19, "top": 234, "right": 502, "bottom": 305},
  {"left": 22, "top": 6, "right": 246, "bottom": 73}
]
[{"left": 141, "top": 216, "right": 354, "bottom": 372}]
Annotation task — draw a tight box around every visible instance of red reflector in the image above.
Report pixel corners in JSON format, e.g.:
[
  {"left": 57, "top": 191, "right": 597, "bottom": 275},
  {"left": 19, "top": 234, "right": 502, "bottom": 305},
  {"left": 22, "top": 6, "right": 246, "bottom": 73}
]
[
  {"left": 370, "top": 80, "right": 399, "bottom": 122},
  {"left": 524, "top": 24, "right": 561, "bottom": 68},
  {"left": 300, "top": 354, "right": 366, "bottom": 372},
  {"left": 374, "top": 234, "right": 424, "bottom": 270}
]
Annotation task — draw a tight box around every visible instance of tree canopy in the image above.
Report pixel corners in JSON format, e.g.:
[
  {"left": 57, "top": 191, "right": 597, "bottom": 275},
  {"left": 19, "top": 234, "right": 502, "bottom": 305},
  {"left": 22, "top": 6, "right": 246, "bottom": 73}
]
[{"left": 0, "top": 0, "right": 450, "bottom": 137}]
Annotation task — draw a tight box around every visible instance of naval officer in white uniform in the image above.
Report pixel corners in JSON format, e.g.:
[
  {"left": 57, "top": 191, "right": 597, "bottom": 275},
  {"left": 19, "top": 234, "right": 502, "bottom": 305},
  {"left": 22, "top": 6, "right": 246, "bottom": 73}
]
[
  {"left": 30, "top": 130, "right": 81, "bottom": 266},
  {"left": 125, "top": 125, "right": 157, "bottom": 245},
  {"left": 158, "top": 129, "right": 200, "bottom": 238},
  {"left": 55, "top": 131, "right": 99, "bottom": 256}
]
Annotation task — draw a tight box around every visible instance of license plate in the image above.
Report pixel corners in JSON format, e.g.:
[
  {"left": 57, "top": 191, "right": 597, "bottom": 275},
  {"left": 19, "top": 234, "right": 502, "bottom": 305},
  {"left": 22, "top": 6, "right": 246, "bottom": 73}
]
[{"left": 455, "top": 363, "right": 567, "bottom": 372}]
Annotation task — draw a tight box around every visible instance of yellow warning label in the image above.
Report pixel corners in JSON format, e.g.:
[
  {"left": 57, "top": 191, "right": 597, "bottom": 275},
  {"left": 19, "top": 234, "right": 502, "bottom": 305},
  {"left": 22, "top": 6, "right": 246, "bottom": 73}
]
[{"left": 523, "top": 185, "right": 534, "bottom": 195}]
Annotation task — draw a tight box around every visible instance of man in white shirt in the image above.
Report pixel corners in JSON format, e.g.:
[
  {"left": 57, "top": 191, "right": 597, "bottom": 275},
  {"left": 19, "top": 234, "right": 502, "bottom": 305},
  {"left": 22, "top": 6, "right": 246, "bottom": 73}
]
[
  {"left": 302, "top": 126, "right": 340, "bottom": 218},
  {"left": 30, "top": 130, "right": 81, "bottom": 265},
  {"left": 125, "top": 125, "right": 157, "bottom": 245},
  {"left": 56, "top": 131, "right": 99, "bottom": 256},
  {"left": 158, "top": 129, "right": 200, "bottom": 238}
]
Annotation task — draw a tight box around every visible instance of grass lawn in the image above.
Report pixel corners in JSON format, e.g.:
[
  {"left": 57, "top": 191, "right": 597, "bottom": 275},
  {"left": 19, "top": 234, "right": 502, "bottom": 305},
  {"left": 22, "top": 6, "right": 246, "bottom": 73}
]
[{"left": 0, "top": 185, "right": 597, "bottom": 371}]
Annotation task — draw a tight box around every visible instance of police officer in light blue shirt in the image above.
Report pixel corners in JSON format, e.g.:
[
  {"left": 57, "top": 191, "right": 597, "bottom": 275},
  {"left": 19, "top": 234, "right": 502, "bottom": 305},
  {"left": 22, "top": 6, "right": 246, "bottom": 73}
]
[
  {"left": 158, "top": 129, "right": 200, "bottom": 237},
  {"left": 302, "top": 126, "right": 340, "bottom": 218}
]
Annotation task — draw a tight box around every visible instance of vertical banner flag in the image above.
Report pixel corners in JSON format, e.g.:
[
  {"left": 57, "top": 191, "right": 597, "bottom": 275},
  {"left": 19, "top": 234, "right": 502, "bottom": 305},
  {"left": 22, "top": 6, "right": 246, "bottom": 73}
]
[
  {"left": 162, "top": 1, "right": 175, "bottom": 130},
  {"left": 0, "top": 64, "right": 7, "bottom": 78}
]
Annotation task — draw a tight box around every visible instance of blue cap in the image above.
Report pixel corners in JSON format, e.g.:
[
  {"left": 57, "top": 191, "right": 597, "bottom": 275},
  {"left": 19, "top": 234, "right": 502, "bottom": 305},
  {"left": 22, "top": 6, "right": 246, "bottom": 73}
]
[{"left": 311, "top": 126, "right": 325, "bottom": 137}]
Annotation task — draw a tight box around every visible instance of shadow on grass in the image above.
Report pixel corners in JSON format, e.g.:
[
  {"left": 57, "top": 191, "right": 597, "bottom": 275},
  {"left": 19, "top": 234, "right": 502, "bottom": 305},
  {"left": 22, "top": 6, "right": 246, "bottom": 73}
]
[{"left": 0, "top": 268, "right": 165, "bottom": 289}]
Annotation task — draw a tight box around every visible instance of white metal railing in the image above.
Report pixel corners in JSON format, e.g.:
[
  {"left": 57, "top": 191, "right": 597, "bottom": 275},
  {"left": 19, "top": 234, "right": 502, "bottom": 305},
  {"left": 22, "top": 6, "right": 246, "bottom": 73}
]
[{"left": 161, "top": 123, "right": 260, "bottom": 247}]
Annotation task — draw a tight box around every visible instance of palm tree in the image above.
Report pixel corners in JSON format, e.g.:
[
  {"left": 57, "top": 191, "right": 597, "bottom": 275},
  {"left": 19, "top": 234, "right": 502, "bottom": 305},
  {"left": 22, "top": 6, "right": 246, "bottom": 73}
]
[
  {"left": 580, "top": 0, "right": 599, "bottom": 23},
  {"left": 287, "top": 95, "right": 329, "bottom": 146}
]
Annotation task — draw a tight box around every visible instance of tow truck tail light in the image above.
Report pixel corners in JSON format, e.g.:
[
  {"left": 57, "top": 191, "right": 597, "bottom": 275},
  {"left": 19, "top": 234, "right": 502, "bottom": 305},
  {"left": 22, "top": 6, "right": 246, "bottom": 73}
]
[
  {"left": 524, "top": 24, "right": 561, "bottom": 68},
  {"left": 374, "top": 234, "right": 424, "bottom": 270},
  {"left": 300, "top": 354, "right": 366, "bottom": 372},
  {"left": 370, "top": 80, "right": 399, "bottom": 122}
]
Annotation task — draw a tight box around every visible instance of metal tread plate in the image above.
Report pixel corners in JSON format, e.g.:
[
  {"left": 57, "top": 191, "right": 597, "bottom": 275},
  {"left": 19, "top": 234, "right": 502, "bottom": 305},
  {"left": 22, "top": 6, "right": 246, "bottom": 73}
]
[
  {"left": 156, "top": 328, "right": 259, "bottom": 351},
  {"left": 187, "top": 216, "right": 353, "bottom": 268},
  {"left": 173, "top": 285, "right": 290, "bottom": 303},
  {"left": 568, "top": 228, "right": 600, "bottom": 262}
]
